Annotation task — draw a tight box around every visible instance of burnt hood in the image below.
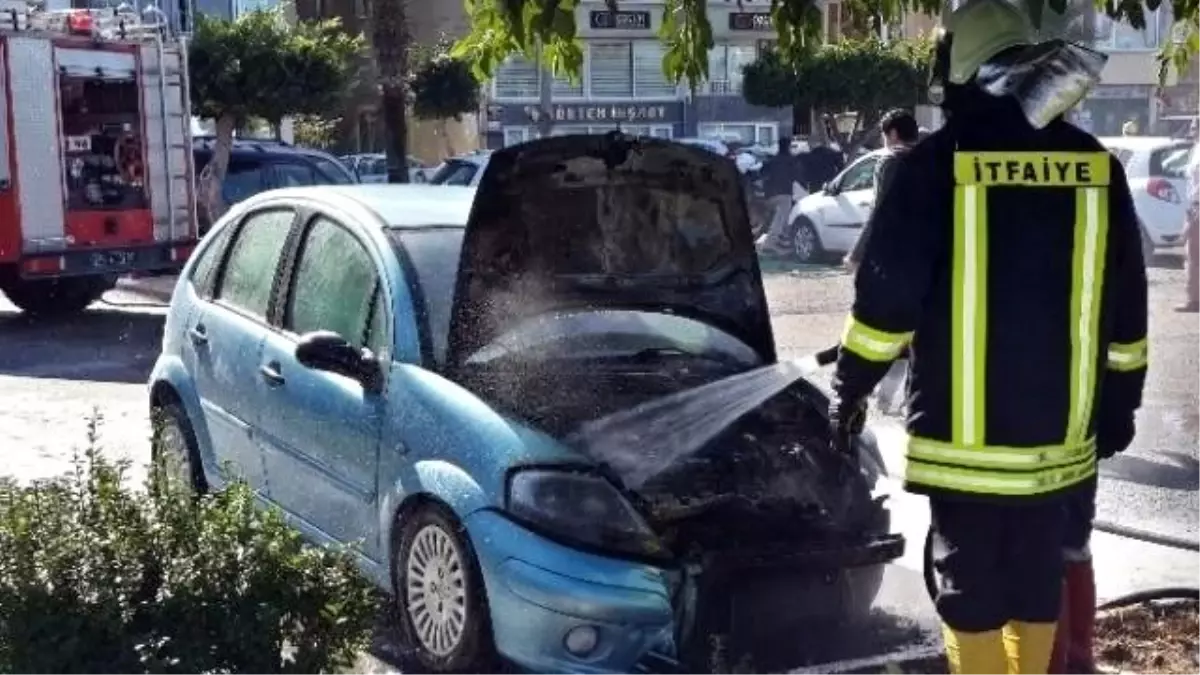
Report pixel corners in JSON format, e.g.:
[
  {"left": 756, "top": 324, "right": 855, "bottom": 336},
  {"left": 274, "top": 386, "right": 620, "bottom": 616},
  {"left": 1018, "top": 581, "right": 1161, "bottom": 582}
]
[{"left": 446, "top": 133, "right": 777, "bottom": 367}]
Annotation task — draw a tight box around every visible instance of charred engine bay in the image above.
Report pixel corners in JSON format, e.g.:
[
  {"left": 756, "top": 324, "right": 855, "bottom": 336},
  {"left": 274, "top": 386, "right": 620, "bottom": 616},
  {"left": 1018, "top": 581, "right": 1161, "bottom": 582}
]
[{"left": 460, "top": 357, "right": 884, "bottom": 556}]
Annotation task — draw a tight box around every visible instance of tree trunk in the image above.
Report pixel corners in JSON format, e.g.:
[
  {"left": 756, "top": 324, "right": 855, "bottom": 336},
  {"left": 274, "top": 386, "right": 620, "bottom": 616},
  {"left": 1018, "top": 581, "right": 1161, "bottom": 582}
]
[
  {"left": 372, "top": 0, "right": 411, "bottom": 183},
  {"left": 197, "top": 114, "right": 236, "bottom": 230}
]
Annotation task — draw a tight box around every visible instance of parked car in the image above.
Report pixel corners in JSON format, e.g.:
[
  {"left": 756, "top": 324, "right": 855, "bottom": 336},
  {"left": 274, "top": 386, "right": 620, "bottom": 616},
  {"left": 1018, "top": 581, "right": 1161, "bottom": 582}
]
[
  {"left": 342, "top": 152, "right": 432, "bottom": 184},
  {"left": 194, "top": 139, "right": 357, "bottom": 235},
  {"left": 147, "top": 135, "right": 902, "bottom": 673},
  {"left": 786, "top": 149, "right": 888, "bottom": 263},
  {"left": 427, "top": 150, "right": 492, "bottom": 186},
  {"left": 1100, "top": 136, "right": 1192, "bottom": 258}
]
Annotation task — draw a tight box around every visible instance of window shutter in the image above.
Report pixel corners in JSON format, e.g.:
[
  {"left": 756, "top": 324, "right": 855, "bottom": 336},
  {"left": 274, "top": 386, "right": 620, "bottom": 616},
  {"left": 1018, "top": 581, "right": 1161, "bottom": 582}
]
[
  {"left": 589, "top": 42, "right": 633, "bottom": 97},
  {"left": 494, "top": 55, "right": 539, "bottom": 99},
  {"left": 706, "top": 46, "right": 729, "bottom": 94},
  {"left": 552, "top": 72, "right": 583, "bottom": 97},
  {"left": 632, "top": 41, "right": 675, "bottom": 98}
]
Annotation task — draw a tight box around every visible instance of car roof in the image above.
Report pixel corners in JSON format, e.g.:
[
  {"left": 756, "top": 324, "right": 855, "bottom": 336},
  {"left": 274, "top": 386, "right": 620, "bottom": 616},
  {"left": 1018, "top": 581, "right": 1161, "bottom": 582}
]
[
  {"left": 194, "top": 139, "right": 344, "bottom": 162},
  {"left": 1099, "top": 136, "right": 1188, "bottom": 152},
  {"left": 256, "top": 184, "right": 476, "bottom": 229}
]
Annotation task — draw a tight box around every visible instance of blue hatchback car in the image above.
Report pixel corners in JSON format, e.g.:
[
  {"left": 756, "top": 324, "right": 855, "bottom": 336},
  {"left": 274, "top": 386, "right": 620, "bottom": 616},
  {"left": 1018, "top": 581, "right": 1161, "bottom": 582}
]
[{"left": 148, "top": 134, "right": 903, "bottom": 673}]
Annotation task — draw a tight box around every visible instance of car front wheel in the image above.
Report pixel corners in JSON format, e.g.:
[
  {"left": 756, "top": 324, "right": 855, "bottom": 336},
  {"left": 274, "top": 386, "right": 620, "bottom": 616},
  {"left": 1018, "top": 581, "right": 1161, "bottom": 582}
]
[
  {"left": 393, "top": 503, "right": 495, "bottom": 673},
  {"left": 792, "top": 218, "right": 826, "bottom": 264}
]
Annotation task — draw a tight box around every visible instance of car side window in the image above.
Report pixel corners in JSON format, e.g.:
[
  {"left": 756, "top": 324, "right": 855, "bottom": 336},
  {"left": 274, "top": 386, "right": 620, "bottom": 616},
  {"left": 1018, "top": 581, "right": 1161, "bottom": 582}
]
[
  {"left": 839, "top": 158, "right": 878, "bottom": 193},
  {"left": 286, "top": 216, "right": 386, "bottom": 352},
  {"left": 190, "top": 222, "right": 236, "bottom": 298},
  {"left": 214, "top": 209, "right": 295, "bottom": 318},
  {"left": 223, "top": 159, "right": 267, "bottom": 205},
  {"left": 269, "top": 161, "right": 319, "bottom": 188}
]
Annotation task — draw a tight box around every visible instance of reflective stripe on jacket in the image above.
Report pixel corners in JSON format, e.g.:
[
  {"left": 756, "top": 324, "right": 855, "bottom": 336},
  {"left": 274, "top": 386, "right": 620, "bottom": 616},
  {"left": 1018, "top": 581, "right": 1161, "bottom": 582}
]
[{"left": 834, "top": 114, "right": 1149, "bottom": 503}]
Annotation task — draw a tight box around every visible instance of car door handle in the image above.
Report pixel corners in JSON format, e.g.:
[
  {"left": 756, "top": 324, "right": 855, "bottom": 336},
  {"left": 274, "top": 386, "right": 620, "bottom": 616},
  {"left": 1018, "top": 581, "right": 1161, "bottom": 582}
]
[
  {"left": 259, "top": 362, "right": 285, "bottom": 385},
  {"left": 188, "top": 324, "right": 208, "bottom": 345},
  {"left": 855, "top": 201, "right": 872, "bottom": 208}
]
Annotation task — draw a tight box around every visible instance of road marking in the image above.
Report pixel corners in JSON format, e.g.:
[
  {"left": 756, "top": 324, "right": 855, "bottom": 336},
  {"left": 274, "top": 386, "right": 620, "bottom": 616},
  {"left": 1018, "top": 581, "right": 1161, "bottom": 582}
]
[{"left": 788, "top": 643, "right": 945, "bottom": 674}]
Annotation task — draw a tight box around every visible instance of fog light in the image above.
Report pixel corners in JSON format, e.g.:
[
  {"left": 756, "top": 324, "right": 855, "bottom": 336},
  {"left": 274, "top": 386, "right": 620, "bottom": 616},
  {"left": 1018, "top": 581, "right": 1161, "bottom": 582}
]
[{"left": 564, "top": 625, "right": 599, "bottom": 656}]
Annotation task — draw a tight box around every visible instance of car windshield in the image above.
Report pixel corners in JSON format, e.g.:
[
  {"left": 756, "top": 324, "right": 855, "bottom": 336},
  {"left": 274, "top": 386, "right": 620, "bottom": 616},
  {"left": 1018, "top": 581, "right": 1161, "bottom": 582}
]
[
  {"left": 430, "top": 159, "right": 481, "bottom": 186},
  {"left": 466, "top": 310, "right": 760, "bottom": 367},
  {"left": 386, "top": 227, "right": 464, "bottom": 365}
]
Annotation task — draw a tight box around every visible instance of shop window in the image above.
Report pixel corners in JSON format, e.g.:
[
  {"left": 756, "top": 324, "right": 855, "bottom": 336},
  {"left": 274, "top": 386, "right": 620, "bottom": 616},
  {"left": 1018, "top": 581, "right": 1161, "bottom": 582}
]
[
  {"left": 590, "top": 42, "right": 634, "bottom": 98},
  {"left": 1093, "top": 6, "right": 1163, "bottom": 50},
  {"left": 494, "top": 55, "right": 540, "bottom": 99},
  {"left": 633, "top": 41, "right": 676, "bottom": 98},
  {"left": 705, "top": 44, "right": 757, "bottom": 95}
]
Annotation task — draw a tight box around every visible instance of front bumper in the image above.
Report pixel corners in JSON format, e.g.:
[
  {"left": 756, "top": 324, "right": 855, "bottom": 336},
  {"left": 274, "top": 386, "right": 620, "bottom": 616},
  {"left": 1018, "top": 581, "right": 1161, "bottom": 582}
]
[
  {"left": 464, "top": 510, "right": 675, "bottom": 673},
  {"left": 464, "top": 509, "right": 905, "bottom": 673}
]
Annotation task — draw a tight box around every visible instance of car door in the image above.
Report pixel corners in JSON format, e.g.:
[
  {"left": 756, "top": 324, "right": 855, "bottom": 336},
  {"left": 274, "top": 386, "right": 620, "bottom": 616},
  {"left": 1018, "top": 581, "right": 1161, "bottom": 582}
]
[
  {"left": 820, "top": 155, "right": 879, "bottom": 253},
  {"left": 255, "top": 212, "right": 389, "bottom": 547},
  {"left": 184, "top": 207, "right": 297, "bottom": 493}
]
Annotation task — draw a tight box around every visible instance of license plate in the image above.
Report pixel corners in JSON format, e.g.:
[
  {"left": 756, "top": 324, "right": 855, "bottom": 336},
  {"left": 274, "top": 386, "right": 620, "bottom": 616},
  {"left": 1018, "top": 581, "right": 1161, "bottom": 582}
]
[{"left": 88, "top": 249, "right": 138, "bottom": 270}]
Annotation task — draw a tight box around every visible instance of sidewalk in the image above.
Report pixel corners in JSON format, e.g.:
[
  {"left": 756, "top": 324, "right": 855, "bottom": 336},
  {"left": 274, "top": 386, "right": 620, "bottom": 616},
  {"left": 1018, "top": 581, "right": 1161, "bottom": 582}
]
[{"left": 114, "top": 274, "right": 179, "bottom": 302}]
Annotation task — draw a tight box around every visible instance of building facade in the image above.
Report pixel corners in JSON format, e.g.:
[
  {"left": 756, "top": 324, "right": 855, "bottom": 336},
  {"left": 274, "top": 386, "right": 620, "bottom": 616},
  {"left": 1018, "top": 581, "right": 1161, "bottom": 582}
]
[{"left": 483, "top": 0, "right": 790, "bottom": 149}]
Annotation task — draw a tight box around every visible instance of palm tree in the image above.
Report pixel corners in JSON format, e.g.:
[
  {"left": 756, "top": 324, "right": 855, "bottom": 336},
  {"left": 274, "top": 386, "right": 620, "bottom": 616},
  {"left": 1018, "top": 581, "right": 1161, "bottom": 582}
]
[{"left": 370, "top": 0, "right": 411, "bottom": 183}]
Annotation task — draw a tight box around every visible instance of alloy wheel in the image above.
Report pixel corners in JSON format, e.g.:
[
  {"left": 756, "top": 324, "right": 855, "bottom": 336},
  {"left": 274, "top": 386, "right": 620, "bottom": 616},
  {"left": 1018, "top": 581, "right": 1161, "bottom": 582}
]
[
  {"left": 794, "top": 225, "right": 817, "bottom": 262},
  {"left": 405, "top": 524, "right": 468, "bottom": 657}
]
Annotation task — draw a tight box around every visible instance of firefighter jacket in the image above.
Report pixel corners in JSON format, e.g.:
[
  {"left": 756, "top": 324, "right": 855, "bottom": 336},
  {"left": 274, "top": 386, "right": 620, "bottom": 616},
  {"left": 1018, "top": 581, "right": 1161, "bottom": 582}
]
[{"left": 833, "top": 97, "right": 1149, "bottom": 503}]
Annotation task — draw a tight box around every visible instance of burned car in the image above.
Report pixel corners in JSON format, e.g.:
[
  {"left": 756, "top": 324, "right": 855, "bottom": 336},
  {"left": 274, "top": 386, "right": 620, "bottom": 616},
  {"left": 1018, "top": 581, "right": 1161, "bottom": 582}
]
[{"left": 148, "top": 133, "right": 904, "bottom": 675}]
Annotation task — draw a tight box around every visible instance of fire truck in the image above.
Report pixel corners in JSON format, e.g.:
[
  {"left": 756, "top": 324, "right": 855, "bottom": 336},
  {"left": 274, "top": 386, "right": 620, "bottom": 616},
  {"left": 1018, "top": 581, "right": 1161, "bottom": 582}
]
[{"left": 0, "top": 2, "right": 196, "bottom": 315}]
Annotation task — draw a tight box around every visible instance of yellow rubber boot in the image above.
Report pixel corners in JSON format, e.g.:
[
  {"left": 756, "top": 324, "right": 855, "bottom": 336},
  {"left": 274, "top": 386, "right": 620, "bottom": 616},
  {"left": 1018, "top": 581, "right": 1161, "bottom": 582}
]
[
  {"left": 1002, "top": 621, "right": 1058, "bottom": 674},
  {"left": 942, "top": 624, "right": 1008, "bottom": 674}
]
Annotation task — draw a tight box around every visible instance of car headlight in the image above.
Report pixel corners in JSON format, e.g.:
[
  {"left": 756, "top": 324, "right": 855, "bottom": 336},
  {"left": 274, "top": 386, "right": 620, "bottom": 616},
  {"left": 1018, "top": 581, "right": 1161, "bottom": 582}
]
[{"left": 506, "top": 469, "right": 666, "bottom": 559}]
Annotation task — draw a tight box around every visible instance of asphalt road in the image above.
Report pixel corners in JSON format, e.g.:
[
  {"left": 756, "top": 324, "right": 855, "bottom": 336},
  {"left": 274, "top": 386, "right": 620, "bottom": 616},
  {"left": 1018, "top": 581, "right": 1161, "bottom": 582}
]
[{"left": 0, "top": 259, "right": 1195, "bottom": 672}]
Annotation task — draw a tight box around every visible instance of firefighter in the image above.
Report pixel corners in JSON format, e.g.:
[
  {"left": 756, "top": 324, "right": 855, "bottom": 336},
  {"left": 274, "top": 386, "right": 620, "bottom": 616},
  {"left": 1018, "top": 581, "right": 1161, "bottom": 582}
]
[{"left": 828, "top": 0, "right": 1148, "bottom": 673}]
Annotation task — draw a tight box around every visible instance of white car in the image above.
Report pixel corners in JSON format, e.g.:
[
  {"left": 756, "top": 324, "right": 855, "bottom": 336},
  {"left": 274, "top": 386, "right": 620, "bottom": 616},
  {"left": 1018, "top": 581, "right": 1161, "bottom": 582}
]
[
  {"left": 787, "top": 149, "right": 888, "bottom": 263},
  {"left": 1100, "top": 136, "right": 1192, "bottom": 253},
  {"left": 427, "top": 151, "right": 492, "bottom": 187}
]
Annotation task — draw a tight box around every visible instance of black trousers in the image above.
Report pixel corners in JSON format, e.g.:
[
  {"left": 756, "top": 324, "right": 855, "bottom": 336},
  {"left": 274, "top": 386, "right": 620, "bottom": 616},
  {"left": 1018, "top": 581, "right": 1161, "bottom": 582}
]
[
  {"left": 929, "top": 497, "right": 1067, "bottom": 632},
  {"left": 1063, "top": 475, "right": 1098, "bottom": 554}
]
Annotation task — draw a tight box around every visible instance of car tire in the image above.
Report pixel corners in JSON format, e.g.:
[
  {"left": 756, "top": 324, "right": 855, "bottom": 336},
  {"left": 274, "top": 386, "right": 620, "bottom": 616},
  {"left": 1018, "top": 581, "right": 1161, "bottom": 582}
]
[
  {"left": 392, "top": 503, "right": 496, "bottom": 673},
  {"left": 2, "top": 275, "right": 112, "bottom": 317},
  {"left": 150, "top": 401, "right": 208, "bottom": 495},
  {"left": 792, "top": 218, "right": 826, "bottom": 264}
]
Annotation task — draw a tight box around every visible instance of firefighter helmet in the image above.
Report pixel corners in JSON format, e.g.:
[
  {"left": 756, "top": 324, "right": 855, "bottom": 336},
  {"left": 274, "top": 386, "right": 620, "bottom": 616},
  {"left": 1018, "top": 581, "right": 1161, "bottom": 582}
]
[{"left": 928, "top": 0, "right": 1035, "bottom": 103}]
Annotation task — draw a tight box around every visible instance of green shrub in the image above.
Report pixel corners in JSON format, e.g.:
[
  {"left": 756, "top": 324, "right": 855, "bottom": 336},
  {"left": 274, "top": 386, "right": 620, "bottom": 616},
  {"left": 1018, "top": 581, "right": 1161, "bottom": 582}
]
[{"left": 0, "top": 415, "right": 379, "bottom": 673}]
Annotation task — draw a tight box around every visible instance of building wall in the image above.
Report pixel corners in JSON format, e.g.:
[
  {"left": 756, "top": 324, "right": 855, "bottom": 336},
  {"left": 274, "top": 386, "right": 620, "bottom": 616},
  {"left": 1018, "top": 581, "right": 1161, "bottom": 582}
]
[{"left": 483, "top": 0, "right": 793, "bottom": 150}]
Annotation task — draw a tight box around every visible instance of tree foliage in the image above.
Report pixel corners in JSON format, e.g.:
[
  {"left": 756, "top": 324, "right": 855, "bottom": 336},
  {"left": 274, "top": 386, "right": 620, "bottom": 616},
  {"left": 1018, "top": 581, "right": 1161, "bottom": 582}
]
[
  {"left": 410, "top": 37, "right": 482, "bottom": 121},
  {"left": 190, "top": 10, "right": 363, "bottom": 128},
  {"left": 453, "top": 0, "right": 1195, "bottom": 86},
  {"left": 743, "top": 37, "right": 932, "bottom": 152},
  {"left": 189, "top": 9, "right": 363, "bottom": 221}
]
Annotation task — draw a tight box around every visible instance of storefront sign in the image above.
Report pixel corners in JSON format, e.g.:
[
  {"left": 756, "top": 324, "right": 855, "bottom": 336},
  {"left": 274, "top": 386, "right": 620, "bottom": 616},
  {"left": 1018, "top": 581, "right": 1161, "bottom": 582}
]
[
  {"left": 589, "top": 10, "right": 651, "bottom": 30},
  {"left": 728, "top": 12, "right": 771, "bottom": 31},
  {"left": 524, "top": 103, "right": 673, "bottom": 123}
]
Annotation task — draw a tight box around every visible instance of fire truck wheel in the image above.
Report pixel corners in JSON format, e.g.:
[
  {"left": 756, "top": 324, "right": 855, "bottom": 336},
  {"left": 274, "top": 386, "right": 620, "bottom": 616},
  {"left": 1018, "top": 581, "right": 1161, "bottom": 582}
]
[{"left": 2, "top": 276, "right": 113, "bottom": 316}]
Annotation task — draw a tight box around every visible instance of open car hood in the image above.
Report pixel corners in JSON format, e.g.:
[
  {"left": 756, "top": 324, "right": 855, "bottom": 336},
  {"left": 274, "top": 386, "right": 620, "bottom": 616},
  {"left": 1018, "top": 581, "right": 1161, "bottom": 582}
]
[{"left": 446, "top": 133, "right": 776, "bottom": 367}]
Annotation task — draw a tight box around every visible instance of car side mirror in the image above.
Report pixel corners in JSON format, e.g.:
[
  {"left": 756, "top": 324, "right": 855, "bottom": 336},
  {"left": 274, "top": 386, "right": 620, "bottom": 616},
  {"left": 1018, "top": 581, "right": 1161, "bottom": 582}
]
[
  {"left": 823, "top": 181, "right": 839, "bottom": 195},
  {"left": 295, "top": 331, "right": 382, "bottom": 392}
]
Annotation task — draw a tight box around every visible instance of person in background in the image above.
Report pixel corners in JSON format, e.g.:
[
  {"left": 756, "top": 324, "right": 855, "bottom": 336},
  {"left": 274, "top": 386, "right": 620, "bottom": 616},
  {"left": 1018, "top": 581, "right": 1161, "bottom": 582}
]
[
  {"left": 754, "top": 137, "right": 804, "bottom": 255},
  {"left": 1121, "top": 119, "right": 1139, "bottom": 136},
  {"left": 843, "top": 108, "right": 922, "bottom": 414},
  {"left": 845, "top": 108, "right": 921, "bottom": 270},
  {"left": 1180, "top": 140, "right": 1200, "bottom": 312}
]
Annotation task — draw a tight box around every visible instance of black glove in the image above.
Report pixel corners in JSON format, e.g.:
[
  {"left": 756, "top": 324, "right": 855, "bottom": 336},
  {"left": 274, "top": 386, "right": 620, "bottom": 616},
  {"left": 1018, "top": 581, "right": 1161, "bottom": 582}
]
[
  {"left": 1096, "top": 413, "right": 1136, "bottom": 459},
  {"left": 829, "top": 396, "right": 868, "bottom": 455}
]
